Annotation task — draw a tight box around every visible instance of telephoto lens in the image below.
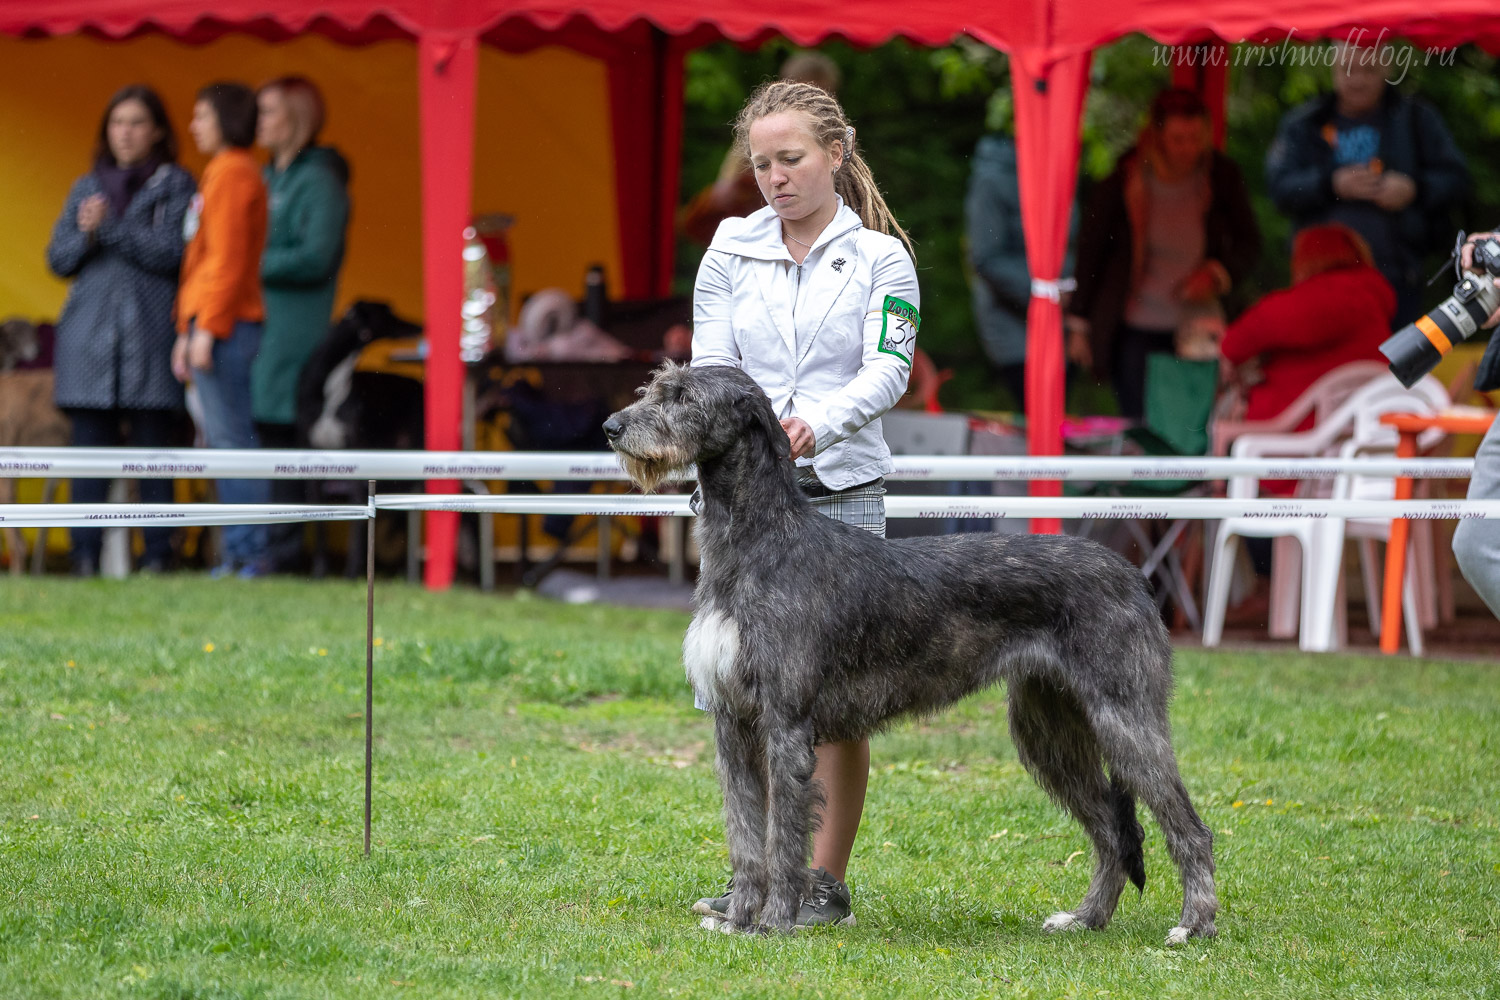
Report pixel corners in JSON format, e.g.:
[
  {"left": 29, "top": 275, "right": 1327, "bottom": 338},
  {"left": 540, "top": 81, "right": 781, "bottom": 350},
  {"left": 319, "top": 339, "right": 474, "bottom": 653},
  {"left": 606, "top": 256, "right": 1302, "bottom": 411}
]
[{"left": 1381, "top": 235, "right": 1500, "bottom": 388}]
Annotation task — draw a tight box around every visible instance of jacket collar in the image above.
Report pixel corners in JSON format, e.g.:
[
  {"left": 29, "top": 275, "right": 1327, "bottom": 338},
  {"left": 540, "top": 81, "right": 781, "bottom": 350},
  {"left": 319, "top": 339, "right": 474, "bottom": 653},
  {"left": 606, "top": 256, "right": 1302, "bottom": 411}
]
[
  {"left": 708, "top": 196, "right": 864, "bottom": 261},
  {"left": 712, "top": 199, "right": 862, "bottom": 362}
]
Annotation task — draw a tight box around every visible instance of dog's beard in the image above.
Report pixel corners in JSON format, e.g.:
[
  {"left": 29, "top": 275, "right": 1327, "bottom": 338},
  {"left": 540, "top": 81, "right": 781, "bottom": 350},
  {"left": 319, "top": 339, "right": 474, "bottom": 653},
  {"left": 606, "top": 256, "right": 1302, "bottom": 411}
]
[{"left": 618, "top": 451, "right": 687, "bottom": 494}]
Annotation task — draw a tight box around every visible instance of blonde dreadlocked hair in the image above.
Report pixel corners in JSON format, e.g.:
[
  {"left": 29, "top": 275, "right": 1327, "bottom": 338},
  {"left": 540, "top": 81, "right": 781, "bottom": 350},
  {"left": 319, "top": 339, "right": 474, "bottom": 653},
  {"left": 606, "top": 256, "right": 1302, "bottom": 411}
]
[{"left": 734, "top": 80, "right": 915, "bottom": 260}]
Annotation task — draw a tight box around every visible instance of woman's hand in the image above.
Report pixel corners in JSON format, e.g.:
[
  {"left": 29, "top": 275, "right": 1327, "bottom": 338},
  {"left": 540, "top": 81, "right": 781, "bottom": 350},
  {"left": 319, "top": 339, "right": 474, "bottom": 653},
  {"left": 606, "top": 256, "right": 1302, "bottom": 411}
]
[
  {"left": 780, "top": 417, "right": 815, "bottom": 460},
  {"left": 76, "top": 194, "right": 108, "bottom": 234},
  {"left": 171, "top": 335, "right": 191, "bottom": 383},
  {"left": 1064, "top": 316, "right": 1092, "bottom": 368},
  {"left": 1175, "top": 260, "right": 1231, "bottom": 303},
  {"left": 188, "top": 327, "right": 215, "bottom": 372},
  {"left": 1332, "top": 164, "right": 1382, "bottom": 202},
  {"left": 1374, "top": 171, "right": 1417, "bottom": 212}
]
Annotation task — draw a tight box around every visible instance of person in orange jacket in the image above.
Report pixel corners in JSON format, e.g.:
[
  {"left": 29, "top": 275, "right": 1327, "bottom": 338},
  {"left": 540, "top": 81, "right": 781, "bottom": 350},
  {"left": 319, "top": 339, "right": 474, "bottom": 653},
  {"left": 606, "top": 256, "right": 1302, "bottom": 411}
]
[{"left": 174, "top": 81, "right": 271, "bottom": 576}]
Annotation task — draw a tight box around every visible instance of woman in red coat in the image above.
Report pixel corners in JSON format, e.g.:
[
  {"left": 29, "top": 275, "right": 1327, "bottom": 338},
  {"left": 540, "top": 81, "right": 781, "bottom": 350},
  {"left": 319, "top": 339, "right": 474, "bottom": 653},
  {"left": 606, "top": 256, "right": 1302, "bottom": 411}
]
[{"left": 1220, "top": 223, "right": 1395, "bottom": 426}]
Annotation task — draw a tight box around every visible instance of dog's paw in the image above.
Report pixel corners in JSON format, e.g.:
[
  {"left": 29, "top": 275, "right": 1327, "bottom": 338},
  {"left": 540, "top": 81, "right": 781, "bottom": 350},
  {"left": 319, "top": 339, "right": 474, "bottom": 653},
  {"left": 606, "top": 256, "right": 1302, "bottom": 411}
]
[
  {"left": 700, "top": 915, "right": 767, "bottom": 936},
  {"left": 1165, "top": 921, "right": 1216, "bottom": 947},
  {"left": 1042, "top": 911, "right": 1087, "bottom": 934}
]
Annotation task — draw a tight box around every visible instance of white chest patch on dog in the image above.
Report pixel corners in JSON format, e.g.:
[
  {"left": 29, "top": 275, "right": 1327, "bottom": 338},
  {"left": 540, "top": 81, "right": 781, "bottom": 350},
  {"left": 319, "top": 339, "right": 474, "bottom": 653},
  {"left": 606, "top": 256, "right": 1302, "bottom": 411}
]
[{"left": 683, "top": 607, "right": 740, "bottom": 707}]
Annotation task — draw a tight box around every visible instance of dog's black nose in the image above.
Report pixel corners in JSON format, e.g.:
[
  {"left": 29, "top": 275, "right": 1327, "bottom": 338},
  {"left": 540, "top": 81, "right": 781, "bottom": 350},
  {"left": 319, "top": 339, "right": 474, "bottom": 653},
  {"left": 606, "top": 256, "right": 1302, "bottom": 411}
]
[{"left": 602, "top": 416, "right": 623, "bottom": 441}]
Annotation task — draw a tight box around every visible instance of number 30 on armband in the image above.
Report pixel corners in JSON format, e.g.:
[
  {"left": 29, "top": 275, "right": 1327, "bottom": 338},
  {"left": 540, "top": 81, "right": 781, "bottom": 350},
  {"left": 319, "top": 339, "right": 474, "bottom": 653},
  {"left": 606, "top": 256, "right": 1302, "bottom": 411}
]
[{"left": 877, "top": 295, "right": 920, "bottom": 366}]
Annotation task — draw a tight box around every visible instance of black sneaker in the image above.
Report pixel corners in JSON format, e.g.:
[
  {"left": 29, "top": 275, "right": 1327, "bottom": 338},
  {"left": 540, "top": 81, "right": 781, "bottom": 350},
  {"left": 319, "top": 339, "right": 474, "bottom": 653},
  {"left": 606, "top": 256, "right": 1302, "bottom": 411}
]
[
  {"left": 691, "top": 876, "right": 733, "bottom": 918},
  {"left": 694, "top": 869, "right": 856, "bottom": 928},
  {"left": 796, "top": 867, "right": 855, "bottom": 928}
]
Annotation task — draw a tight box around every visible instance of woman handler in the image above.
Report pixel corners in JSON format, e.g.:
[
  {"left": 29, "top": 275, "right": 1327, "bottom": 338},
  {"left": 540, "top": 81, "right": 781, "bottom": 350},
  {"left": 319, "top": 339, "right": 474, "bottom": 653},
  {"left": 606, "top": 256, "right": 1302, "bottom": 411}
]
[{"left": 689, "top": 79, "right": 919, "bottom": 929}]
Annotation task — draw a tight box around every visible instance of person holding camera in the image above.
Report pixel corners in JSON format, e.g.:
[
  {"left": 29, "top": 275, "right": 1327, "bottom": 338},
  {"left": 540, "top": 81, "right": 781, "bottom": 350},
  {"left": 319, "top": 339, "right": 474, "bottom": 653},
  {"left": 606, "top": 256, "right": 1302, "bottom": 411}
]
[{"left": 1450, "top": 235, "right": 1500, "bottom": 619}]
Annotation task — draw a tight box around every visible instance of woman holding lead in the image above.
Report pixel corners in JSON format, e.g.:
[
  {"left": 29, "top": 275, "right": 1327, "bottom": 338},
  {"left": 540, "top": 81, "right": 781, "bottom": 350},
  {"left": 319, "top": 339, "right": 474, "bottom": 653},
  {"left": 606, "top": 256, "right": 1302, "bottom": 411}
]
[{"left": 689, "top": 78, "right": 919, "bottom": 929}]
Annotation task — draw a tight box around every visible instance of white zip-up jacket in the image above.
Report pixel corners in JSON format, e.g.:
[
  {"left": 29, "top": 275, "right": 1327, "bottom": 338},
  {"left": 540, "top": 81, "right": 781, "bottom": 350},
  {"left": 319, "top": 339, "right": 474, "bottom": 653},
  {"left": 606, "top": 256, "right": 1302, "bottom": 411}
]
[{"left": 691, "top": 199, "right": 920, "bottom": 491}]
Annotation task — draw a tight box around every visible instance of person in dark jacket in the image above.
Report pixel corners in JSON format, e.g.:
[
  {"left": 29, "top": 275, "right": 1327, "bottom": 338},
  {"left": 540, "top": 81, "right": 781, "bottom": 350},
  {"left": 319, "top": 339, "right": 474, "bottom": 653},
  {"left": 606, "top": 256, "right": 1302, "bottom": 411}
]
[
  {"left": 1066, "top": 88, "right": 1261, "bottom": 420},
  {"left": 964, "top": 131, "right": 1076, "bottom": 410},
  {"left": 254, "top": 76, "right": 351, "bottom": 571},
  {"left": 1264, "top": 40, "right": 1470, "bottom": 326},
  {"left": 46, "top": 85, "right": 196, "bottom": 576}
]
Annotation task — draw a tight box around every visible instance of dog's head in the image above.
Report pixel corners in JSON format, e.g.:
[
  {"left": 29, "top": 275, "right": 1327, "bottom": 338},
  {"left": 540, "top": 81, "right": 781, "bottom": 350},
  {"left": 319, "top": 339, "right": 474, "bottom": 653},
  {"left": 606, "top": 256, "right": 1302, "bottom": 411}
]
[
  {"left": 603, "top": 363, "right": 790, "bottom": 493},
  {"left": 0, "top": 319, "right": 39, "bottom": 372}
]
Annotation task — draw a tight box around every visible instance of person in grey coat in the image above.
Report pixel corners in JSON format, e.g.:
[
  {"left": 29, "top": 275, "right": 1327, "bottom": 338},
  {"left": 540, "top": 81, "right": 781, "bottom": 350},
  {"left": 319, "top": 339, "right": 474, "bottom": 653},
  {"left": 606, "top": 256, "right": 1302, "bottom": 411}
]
[
  {"left": 46, "top": 85, "right": 196, "bottom": 575},
  {"left": 964, "top": 132, "right": 1076, "bottom": 410}
]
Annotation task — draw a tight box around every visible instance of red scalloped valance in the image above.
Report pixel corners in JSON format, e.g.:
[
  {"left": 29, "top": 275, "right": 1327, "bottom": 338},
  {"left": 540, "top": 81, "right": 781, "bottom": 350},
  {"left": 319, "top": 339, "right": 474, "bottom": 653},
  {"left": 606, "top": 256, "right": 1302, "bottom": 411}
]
[{"left": 10, "top": 0, "right": 1500, "bottom": 56}]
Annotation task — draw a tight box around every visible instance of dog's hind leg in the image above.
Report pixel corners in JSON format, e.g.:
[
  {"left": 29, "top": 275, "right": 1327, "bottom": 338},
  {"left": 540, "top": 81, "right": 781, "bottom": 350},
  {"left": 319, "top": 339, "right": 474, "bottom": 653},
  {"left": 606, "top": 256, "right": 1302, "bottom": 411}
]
[
  {"left": 1008, "top": 676, "right": 1134, "bottom": 935},
  {"left": 714, "top": 712, "right": 770, "bottom": 931},
  {"left": 1084, "top": 696, "right": 1218, "bottom": 946}
]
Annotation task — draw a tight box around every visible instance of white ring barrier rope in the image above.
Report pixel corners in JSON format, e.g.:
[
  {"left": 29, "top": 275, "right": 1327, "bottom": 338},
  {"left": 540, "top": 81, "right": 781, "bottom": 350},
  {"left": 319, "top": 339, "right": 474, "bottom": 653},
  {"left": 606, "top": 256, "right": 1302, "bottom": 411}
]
[
  {"left": 374, "top": 494, "right": 694, "bottom": 516},
  {"left": 0, "top": 448, "right": 1477, "bottom": 481},
  {"left": 0, "top": 503, "right": 371, "bottom": 529},
  {"left": 371, "top": 494, "right": 1500, "bottom": 521},
  {"left": 9, "top": 494, "right": 1500, "bottom": 527}
]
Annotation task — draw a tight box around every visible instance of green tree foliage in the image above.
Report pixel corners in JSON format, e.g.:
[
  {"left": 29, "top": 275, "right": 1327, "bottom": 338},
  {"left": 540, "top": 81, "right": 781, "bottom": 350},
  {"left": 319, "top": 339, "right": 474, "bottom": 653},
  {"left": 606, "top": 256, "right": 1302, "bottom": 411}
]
[{"left": 678, "top": 35, "right": 1500, "bottom": 412}]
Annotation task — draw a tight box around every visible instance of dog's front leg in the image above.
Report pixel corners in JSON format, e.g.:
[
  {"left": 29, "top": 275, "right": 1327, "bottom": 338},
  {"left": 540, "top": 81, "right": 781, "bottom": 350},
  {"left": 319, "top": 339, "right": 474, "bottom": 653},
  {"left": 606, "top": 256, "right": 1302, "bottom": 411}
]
[
  {"left": 714, "top": 711, "right": 769, "bottom": 931},
  {"left": 760, "top": 713, "right": 818, "bottom": 932}
]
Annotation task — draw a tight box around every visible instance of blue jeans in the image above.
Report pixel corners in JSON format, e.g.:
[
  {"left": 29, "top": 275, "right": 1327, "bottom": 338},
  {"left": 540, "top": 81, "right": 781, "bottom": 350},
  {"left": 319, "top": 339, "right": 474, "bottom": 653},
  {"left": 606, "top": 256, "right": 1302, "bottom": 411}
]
[{"left": 192, "top": 321, "right": 269, "bottom": 567}]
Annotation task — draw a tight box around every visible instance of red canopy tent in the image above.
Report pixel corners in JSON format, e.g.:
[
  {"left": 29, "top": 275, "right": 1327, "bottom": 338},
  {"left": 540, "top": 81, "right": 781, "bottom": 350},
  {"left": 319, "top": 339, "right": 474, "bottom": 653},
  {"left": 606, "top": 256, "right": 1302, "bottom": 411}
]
[{"left": 7, "top": 0, "right": 1500, "bottom": 586}]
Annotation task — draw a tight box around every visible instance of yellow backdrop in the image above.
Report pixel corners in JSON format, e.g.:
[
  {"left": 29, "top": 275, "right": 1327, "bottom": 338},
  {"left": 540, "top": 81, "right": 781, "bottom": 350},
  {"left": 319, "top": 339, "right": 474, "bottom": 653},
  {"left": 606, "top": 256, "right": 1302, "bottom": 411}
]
[{"left": 0, "top": 33, "right": 624, "bottom": 327}]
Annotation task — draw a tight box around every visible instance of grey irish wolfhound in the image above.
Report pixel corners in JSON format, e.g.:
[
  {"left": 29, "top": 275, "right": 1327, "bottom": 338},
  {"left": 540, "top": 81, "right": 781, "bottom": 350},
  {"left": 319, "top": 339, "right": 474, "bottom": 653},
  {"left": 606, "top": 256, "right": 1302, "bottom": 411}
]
[{"left": 602, "top": 363, "right": 1217, "bottom": 945}]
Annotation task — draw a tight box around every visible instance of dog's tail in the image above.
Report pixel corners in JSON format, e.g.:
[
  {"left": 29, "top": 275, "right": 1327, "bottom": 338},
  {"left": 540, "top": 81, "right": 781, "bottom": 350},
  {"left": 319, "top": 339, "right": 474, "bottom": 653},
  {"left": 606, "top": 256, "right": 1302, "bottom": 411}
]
[{"left": 1110, "top": 772, "right": 1147, "bottom": 893}]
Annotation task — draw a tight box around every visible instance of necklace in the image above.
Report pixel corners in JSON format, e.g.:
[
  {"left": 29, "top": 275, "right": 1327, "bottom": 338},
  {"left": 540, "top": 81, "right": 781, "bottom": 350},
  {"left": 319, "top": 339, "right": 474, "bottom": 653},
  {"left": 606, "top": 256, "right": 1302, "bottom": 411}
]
[{"left": 783, "top": 227, "right": 815, "bottom": 250}]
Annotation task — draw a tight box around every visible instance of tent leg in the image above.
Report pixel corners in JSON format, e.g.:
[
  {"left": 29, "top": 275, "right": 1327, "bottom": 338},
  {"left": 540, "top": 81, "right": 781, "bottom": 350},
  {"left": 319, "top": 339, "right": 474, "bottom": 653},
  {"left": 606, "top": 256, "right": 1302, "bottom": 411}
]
[{"left": 418, "top": 29, "right": 478, "bottom": 590}]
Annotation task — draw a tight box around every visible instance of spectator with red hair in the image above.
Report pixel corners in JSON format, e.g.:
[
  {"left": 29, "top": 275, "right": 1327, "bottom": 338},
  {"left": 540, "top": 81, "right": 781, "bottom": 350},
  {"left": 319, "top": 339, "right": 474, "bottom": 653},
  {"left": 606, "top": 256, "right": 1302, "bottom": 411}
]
[{"left": 1220, "top": 222, "right": 1395, "bottom": 427}]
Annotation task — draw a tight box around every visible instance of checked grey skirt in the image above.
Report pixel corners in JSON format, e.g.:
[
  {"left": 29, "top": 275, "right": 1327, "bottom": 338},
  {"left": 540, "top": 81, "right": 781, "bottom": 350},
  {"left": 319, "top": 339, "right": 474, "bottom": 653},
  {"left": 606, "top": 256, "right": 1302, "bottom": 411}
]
[
  {"left": 691, "top": 470, "right": 885, "bottom": 710},
  {"left": 793, "top": 468, "right": 887, "bottom": 538}
]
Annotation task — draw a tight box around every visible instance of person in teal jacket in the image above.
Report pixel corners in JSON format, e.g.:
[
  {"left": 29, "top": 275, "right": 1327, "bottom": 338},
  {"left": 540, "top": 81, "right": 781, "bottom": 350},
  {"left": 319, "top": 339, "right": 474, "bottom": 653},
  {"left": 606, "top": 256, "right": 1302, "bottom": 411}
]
[
  {"left": 254, "top": 76, "right": 351, "bottom": 570},
  {"left": 964, "top": 131, "right": 1077, "bottom": 411}
]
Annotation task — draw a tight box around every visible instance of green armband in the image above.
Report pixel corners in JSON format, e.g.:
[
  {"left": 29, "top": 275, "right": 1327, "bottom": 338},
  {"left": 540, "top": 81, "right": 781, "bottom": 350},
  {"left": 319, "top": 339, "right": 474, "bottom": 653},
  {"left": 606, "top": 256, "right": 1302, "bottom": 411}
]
[{"left": 877, "top": 295, "right": 920, "bottom": 366}]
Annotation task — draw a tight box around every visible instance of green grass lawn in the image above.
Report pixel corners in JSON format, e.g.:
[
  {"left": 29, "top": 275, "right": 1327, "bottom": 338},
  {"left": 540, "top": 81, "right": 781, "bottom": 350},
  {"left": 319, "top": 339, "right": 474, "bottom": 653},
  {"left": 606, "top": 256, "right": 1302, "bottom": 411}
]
[{"left": 1, "top": 576, "right": 1497, "bottom": 999}]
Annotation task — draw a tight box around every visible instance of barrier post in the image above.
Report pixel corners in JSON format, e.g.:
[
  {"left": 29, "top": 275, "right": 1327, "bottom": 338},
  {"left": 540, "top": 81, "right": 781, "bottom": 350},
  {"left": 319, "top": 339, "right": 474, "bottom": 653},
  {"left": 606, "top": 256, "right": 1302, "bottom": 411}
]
[{"left": 364, "top": 480, "right": 376, "bottom": 857}]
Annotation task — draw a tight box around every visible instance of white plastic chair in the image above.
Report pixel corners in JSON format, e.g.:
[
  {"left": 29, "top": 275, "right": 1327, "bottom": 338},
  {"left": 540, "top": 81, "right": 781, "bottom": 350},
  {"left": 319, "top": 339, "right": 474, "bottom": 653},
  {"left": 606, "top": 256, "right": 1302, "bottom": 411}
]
[
  {"left": 1210, "top": 360, "right": 1390, "bottom": 457},
  {"left": 1210, "top": 360, "right": 1391, "bottom": 637},
  {"left": 1297, "top": 385, "right": 1451, "bottom": 653},
  {"left": 1202, "top": 372, "right": 1449, "bottom": 651},
  {"left": 1300, "top": 438, "right": 1434, "bottom": 654}
]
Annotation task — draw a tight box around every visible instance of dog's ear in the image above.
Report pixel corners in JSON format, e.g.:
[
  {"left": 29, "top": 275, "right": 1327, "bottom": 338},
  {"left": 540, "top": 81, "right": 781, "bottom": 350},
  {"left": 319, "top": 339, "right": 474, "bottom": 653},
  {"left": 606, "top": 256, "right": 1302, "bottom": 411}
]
[{"left": 737, "top": 390, "right": 791, "bottom": 460}]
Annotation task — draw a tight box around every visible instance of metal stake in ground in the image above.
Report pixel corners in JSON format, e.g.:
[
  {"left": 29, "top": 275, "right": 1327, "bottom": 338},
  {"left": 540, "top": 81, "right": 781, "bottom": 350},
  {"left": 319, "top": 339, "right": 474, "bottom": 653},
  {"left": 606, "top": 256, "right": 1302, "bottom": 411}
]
[{"left": 365, "top": 479, "right": 375, "bottom": 857}]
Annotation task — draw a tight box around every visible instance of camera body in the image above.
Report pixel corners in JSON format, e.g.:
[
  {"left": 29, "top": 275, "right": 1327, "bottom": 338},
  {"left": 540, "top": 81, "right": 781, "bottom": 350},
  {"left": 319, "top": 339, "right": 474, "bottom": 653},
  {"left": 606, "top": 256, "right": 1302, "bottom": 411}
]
[{"left": 1381, "top": 234, "right": 1500, "bottom": 388}]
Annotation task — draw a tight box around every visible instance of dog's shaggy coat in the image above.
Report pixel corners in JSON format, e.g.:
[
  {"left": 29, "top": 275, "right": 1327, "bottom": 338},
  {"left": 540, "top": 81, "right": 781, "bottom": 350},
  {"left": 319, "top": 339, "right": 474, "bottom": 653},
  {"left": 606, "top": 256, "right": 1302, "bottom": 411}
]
[{"left": 603, "top": 363, "right": 1217, "bottom": 945}]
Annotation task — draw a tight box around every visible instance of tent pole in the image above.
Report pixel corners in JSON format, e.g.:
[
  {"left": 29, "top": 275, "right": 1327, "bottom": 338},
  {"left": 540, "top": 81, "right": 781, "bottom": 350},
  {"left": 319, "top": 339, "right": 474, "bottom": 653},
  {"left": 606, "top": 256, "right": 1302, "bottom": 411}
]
[
  {"left": 1011, "top": 51, "right": 1093, "bottom": 536},
  {"left": 418, "top": 29, "right": 478, "bottom": 589}
]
